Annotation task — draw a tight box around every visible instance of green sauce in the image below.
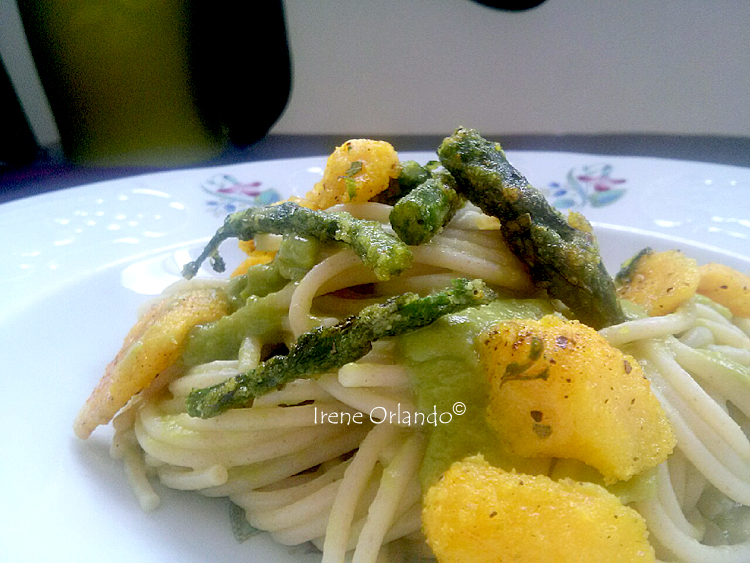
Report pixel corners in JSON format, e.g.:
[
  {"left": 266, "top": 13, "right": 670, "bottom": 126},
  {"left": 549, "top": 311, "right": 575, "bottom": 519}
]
[
  {"left": 182, "top": 284, "right": 294, "bottom": 366},
  {"left": 275, "top": 236, "right": 323, "bottom": 282},
  {"left": 399, "top": 299, "right": 555, "bottom": 489},
  {"left": 184, "top": 236, "right": 324, "bottom": 366},
  {"left": 400, "top": 298, "right": 658, "bottom": 502}
]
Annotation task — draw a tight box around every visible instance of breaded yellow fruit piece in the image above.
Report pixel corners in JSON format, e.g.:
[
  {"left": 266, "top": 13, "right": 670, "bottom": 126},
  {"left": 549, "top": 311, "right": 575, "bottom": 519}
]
[
  {"left": 697, "top": 262, "right": 750, "bottom": 317},
  {"left": 423, "top": 455, "right": 655, "bottom": 563},
  {"left": 74, "top": 288, "right": 229, "bottom": 438},
  {"left": 305, "top": 139, "right": 400, "bottom": 209},
  {"left": 480, "top": 315, "right": 675, "bottom": 483},
  {"left": 616, "top": 249, "right": 699, "bottom": 315}
]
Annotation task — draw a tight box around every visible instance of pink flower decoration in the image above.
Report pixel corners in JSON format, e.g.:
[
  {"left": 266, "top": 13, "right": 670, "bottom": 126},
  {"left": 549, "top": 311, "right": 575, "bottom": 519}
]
[
  {"left": 577, "top": 174, "right": 626, "bottom": 192},
  {"left": 217, "top": 182, "right": 263, "bottom": 197}
]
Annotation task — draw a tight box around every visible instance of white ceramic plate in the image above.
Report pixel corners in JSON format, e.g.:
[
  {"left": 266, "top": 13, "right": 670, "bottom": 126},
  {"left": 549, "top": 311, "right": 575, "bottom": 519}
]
[{"left": 1, "top": 152, "right": 749, "bottom": 563}]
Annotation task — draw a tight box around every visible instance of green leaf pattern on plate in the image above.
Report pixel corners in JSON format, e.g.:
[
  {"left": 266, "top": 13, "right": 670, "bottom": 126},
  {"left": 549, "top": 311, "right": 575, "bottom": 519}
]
[{"left": 543, "top": 163, "right": 627, "bottom": 210}]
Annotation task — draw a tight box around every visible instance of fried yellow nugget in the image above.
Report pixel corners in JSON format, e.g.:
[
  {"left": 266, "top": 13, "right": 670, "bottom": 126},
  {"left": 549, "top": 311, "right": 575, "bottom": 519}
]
[
  {"left": 616, "top": 249, "right": 699, "bottom": 316},
  {"left": 74, "top": 288, "right": 229, "bottom": 438},
  {"left": 480, "top": 315, "right": 675, "bottom": 483},
  {"left": 697, "top": 262, "right": 750, "bottom": 317},
  {"left": 305, "top": 139, "right": 400, "bottom": 209},
  {"left": 423, "top": 455, "right": 655, "bottom": 563}
]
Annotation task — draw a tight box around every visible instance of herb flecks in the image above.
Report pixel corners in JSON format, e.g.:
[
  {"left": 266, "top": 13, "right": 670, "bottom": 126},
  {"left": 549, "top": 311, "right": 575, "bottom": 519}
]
[
  {"left": 501, "top": 364, "right": 550, "bottom": 386},
  {"left": 345, "top": 178, "right": 358, "bottom": 200},
  {"left": 340, "top": 160, "right": 363, "bottom": 200},
  {"left": 532, "top": 423, "right": 552, "bottom": 439},
  {"left": 529, "top": 336, "right": 544, "bottom": 360},
  {"left": 499, "top": 334, "right": 549, "bottom": 386},
  {"left": 344, "top": 160, "right": 363, "bottom": 177}
]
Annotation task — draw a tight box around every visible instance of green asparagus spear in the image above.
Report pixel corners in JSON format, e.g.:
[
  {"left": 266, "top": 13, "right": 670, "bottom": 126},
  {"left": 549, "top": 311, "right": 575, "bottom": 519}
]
[
  {"left": 389, "top": 172, "right": 464, "bottom": 245},
  {"left": 397, "top": 160, "right": 435, "bottom": 191},
  {"left": 438, "top": 127, "right": 624, "bottom": 329},
  {"left": 186, "top": 278, "right": 496, "bottom": 418},
  {"left": 182, "top": 201, "right": 412, "bottom": 281},
  {"left": 371, "top": 159, "right": 437, "bottom": 205}
]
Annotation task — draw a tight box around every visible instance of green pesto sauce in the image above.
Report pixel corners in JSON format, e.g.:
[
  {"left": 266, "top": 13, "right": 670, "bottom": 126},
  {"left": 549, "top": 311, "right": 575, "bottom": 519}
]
[
  {"left": 227, "top": 263, "right": 287, "bottom": 308},
  {"left": 400, "top": 298, "right": 657, "bottom": 503},
  {"left": 182, "top": 283, "right": 294, "bottom": 366},
  {"left": 398, "top": 298, "right": 555, "bottom": 489},
  {"left": 184, "top": 236, "right": 323, "bottom": 366},
  {"left": 275, "top": 236, "right": 323, "bottom": 282}
]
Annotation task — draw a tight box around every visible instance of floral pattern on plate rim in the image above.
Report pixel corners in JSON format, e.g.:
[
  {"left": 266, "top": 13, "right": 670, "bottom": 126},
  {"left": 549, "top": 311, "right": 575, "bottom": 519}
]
[
  {"left": 542, "top": 163, "right": 627, "bottom": 210},
  {"left": 201, "top": 173, "right": 283, "bottom": 216},
  {"left": 200, "top": 162, "right": 628, "bottom": 217}
]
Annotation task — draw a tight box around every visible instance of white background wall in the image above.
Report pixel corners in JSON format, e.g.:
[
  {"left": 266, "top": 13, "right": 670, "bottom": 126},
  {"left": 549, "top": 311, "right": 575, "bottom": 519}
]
[
  {"left": 274, "top": 0, "right": 750, "bottom": 137},
  {"left": 3, "top": 0, "right": 749, "bottom": 145}
]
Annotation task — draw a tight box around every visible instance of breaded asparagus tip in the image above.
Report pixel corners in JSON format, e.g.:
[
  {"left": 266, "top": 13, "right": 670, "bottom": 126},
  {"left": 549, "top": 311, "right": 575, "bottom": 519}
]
[
  {"left": 389, "top": 172, "right": 464, "bottom": 246},
  {"left": 186, "top": 278, "right": 496, "bottom": 419},
  {"left": 182, "top": 201, "right": 412, "bottom": 281},
  {"left": 438, "top": 127, "right": 624, "bottom": 329}
]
